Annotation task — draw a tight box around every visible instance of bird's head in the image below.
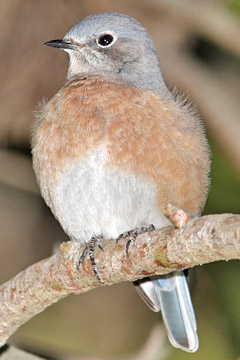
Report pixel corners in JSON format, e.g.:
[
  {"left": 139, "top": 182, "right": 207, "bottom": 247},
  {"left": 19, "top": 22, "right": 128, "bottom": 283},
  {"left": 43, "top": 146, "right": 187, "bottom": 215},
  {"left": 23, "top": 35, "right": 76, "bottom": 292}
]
[{"left": 44, "top": 12, "right": 167, "bottom": 91}]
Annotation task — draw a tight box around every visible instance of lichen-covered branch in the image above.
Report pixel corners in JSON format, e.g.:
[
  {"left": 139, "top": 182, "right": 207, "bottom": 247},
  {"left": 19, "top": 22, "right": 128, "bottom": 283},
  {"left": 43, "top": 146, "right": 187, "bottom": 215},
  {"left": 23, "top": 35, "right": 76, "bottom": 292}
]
[{"left": 0, "top": 213, "right": 239, "bottom": 346}]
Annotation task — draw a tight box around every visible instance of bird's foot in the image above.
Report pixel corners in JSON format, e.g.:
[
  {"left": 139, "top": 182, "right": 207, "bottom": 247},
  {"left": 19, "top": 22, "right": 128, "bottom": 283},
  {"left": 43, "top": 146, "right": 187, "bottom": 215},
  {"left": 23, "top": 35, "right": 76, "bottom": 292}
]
[
  {"left": 116, "top": 224, "right": 155, "bottom": 256},
  {"left": 77, "top": 236, "right": 104, "bottom": 283}
]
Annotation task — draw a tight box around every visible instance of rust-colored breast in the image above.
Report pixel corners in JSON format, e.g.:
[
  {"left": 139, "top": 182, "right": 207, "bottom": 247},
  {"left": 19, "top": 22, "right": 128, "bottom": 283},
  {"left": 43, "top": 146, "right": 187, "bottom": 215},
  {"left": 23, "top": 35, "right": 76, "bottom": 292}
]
[{"left": 32, "top": 76, "right": 210, "bottom": 214}]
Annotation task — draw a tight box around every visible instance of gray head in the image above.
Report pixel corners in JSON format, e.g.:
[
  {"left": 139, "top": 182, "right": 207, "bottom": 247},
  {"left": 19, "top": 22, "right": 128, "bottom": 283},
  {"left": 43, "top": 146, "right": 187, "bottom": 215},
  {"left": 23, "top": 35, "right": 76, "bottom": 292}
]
[{"left": 45, "top": 12, "right": 167, "bottom": 92}]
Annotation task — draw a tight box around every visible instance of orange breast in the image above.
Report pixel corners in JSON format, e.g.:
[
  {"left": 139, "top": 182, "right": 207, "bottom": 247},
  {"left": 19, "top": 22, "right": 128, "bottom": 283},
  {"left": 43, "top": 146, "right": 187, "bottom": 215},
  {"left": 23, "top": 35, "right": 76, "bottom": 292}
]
[{"left": 32, "top": 76, "right": 210, "bottom": 215}]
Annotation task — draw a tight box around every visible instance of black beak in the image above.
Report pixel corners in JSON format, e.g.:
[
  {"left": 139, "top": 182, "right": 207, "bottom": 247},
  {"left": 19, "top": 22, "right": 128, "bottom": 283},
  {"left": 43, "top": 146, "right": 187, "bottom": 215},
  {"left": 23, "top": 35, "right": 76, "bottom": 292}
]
[{"left": 44, "top": 39, "right": 78, "bottom": 51}]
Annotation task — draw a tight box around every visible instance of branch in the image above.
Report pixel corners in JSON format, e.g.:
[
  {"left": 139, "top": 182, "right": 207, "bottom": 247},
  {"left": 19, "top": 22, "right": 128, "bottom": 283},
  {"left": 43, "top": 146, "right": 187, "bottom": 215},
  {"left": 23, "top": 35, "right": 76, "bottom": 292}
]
[
  {"left": 0, "top": 212, "right": 239, "bottom": 346},
  {"left": 140, "top": 0, "right": 240, "bottom": 58}
]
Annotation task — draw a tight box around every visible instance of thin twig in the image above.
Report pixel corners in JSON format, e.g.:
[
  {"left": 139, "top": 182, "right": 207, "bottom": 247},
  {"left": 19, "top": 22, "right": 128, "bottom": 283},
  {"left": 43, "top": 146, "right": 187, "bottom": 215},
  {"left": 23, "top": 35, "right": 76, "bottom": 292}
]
[{"left": 0, "top": 212, "right": 239, "bottom": 346}]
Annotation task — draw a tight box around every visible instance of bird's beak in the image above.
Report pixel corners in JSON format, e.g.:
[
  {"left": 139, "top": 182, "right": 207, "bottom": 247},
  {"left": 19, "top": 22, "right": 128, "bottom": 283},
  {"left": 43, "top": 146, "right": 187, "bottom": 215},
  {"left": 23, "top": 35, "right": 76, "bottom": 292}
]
[{"left": 44, "top": 39, "right": 79, "bottom": 51}]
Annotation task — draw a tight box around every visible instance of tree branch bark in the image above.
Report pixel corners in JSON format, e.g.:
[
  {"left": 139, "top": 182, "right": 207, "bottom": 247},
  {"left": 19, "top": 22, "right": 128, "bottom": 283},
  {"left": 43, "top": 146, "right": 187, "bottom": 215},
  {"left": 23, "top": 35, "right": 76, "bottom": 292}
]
[{"left": 0, "top": 212, "right": 239, "bottom": 347}]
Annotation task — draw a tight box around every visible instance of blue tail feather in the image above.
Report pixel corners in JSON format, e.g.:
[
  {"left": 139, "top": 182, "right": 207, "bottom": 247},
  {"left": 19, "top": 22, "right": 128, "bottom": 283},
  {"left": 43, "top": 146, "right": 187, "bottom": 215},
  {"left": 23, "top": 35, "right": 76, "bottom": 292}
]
[{"left": 134, "top": 271, "right": 198, "bottom": 352}]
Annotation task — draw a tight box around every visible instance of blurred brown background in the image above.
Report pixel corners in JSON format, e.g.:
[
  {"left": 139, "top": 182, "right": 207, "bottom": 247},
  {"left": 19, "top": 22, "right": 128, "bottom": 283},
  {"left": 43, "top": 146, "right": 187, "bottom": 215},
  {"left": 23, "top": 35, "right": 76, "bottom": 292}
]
[{"left": 0, "top": 0, "right": 240, "bottom": 359}]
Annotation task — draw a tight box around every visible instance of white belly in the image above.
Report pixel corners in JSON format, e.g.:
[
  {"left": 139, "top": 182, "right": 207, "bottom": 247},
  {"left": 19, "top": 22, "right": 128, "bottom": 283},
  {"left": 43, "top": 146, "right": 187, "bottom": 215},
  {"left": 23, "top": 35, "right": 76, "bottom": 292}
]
[{"left": 51, "top": 147, "right": 170, "bottom": 243}]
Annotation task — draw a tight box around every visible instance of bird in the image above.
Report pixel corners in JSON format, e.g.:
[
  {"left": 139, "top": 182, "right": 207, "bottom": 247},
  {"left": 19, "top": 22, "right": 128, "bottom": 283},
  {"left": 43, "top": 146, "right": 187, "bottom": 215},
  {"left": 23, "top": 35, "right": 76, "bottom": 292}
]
[{"left": 31, "top": 12, "right": 210, "bottom": 352}]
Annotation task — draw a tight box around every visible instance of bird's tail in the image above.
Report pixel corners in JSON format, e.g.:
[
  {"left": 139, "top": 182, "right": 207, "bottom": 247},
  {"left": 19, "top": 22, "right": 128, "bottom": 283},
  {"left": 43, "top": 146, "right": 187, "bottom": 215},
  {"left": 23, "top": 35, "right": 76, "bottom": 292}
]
[{"left": 134, "top": 271, "right": 198, "bottom": 352}]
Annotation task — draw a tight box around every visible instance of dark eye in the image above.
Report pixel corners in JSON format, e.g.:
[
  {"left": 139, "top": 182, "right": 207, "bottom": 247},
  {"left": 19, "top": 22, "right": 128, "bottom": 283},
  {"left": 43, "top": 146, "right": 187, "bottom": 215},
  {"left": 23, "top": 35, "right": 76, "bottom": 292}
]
[{"left": 97, "top": 34, "right": 114, "bottom": 47}]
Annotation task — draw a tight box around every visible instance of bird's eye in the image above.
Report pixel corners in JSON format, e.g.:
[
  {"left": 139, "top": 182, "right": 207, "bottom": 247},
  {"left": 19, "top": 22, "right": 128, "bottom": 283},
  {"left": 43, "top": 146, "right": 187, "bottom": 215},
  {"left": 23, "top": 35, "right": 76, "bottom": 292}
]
[{"left": 97, "top": 34, "right": 114, "bottom": 47}]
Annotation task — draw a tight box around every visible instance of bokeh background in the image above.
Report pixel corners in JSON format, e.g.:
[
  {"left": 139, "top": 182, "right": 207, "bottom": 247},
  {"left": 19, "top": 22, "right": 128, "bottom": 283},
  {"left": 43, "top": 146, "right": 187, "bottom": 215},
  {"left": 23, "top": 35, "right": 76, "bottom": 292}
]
[{"left": 0, "top": 0, "right": 240, "bottom": 359}]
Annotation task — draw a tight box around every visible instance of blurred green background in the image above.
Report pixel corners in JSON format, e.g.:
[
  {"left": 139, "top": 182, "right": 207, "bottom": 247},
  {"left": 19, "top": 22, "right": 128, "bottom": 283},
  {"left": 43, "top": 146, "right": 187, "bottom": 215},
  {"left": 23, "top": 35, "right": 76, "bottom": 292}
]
[{"left": 0, "top": 0, "right": 239, "bottom": 359}]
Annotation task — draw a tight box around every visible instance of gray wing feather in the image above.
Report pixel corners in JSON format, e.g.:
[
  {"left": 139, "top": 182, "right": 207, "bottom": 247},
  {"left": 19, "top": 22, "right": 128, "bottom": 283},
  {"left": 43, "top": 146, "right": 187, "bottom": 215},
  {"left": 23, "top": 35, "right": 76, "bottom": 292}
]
[{"left": 134, "top": 277, "right": 161, "bottom": 312}]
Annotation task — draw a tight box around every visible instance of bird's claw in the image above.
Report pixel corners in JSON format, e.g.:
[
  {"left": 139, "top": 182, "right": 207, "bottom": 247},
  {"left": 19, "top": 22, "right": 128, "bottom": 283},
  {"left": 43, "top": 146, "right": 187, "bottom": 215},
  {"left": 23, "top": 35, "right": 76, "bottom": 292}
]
[
  {"left": 77, "top": 236, "right": 104, "bottom": 283},
  {"left": 117, "top": 224, "right": 155, "bottom": 256}
]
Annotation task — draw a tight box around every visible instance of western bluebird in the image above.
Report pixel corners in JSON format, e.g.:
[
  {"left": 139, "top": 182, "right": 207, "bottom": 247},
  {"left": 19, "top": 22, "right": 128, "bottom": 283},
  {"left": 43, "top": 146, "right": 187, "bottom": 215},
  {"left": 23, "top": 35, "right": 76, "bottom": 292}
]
[{"left": 31, "top": 12, "right": 210, "bottom": 352}]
